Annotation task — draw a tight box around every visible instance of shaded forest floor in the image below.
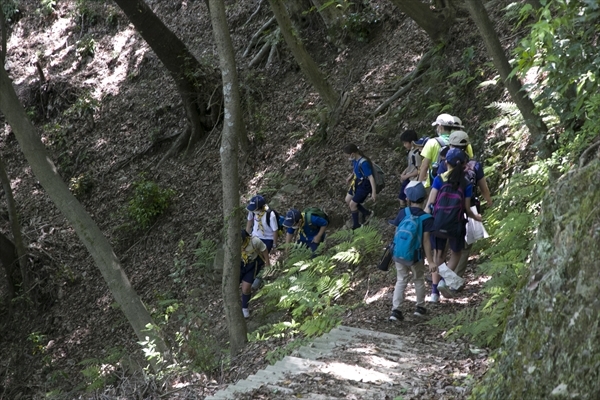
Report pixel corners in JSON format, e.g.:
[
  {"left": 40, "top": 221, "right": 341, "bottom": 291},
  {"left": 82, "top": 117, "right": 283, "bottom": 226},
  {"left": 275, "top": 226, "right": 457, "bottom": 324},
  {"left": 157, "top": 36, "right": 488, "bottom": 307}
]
[{"left": 0, "top": 0, "right": 511, "bottom": 398}]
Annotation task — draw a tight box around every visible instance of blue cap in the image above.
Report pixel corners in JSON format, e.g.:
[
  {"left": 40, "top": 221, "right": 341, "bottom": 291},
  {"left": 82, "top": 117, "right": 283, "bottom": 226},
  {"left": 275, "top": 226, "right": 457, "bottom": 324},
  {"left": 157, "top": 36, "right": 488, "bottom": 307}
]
[
  {"left": 247, "top": 195, "right": 266, "bottom": 212},
  {"left": 413, "top": 137, "right": 429, "bottom": 146},
  {"left": 445, "top": 148, "right": 467, "bottom": 167},
  {"left": 283, "top": 209, "right": 301, "bottom": 228},
  {"left": 404, "top": 182, "right": 427, "bottom": 202}
]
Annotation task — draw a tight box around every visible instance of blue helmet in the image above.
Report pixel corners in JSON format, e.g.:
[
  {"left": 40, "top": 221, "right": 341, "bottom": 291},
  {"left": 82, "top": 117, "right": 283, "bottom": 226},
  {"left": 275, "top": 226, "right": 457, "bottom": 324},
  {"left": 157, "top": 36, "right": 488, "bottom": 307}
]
[{"left": 283, "top": 208, "right": 301, "bottom": 228}]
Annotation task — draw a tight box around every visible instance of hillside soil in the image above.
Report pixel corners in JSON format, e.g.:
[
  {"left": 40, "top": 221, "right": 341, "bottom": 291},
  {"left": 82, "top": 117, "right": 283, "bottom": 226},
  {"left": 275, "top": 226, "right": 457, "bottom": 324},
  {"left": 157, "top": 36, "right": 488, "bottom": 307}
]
[{"left": 0, "top": 0, "right": 508, "bottom": 398}]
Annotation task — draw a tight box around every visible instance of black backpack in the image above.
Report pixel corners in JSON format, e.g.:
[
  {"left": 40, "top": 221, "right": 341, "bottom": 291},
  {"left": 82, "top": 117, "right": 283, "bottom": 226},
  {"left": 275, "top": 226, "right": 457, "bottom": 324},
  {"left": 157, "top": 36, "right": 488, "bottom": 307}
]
[{"left": 266, "top": 209, "right": 284, "bottom": 231}]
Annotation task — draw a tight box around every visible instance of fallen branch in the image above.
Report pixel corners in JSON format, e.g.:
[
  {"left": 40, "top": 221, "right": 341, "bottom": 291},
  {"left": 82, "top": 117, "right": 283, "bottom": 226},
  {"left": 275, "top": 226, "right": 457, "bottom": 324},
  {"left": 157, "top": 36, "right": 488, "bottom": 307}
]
[
  {"left": 372, "top": 74, "right": 423, "bottom": 116},
  {"left": 579, "top": 139, "right": 600, "bottom": 168},
  {"left": 243, "top": 0, "right": 265, "bottom": 27}
]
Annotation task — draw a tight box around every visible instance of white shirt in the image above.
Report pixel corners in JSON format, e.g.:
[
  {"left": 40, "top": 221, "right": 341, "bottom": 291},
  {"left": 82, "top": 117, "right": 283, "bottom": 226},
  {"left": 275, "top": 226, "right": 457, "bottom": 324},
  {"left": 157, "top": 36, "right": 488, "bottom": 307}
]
[{"left": 247, "top": 208, "right": 278, "bottom": 240}]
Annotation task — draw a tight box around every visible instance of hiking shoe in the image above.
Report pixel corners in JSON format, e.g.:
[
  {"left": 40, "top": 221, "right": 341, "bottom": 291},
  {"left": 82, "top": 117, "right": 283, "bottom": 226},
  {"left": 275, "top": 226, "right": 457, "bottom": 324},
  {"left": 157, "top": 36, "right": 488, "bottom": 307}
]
[
  {"left": 414, "top": 306, "right": 427, "bottom": 317},
  {"left": 352, "top": 223, "right": 363, "bottom": 231},
  {"left": 389, "top": 309, "right": 403, "bottom": 321},
  {"left": 242, "top": 308, "right": 250, "bottom": 318},
  {"left": 437, "top": 280, "right": 455, "bottom": 299},
  {"left": 429, "top": 293, "right": 439, "bottom": 303}
]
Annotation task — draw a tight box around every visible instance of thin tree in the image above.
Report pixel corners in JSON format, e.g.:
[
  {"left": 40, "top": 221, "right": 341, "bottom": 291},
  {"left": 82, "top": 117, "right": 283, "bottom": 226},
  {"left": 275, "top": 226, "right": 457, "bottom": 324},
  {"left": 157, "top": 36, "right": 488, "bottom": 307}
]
[
  {"left": 0, "top": 157, "right": 29, "bottom": 295},
  {"left": 208, "top": 0, "right": 247, "bottom": 355},
  {"left": 267, "top": 0, "right": 339, "bottom": 111},
  {"left": 0, "top": 66, "right": 170, "bottom": 369},
  {"left": 463, "top": 0, "right": 551, "bottom": 158},
  {"left": 113, "top": 0, "right": 221, "bottom": 157}
]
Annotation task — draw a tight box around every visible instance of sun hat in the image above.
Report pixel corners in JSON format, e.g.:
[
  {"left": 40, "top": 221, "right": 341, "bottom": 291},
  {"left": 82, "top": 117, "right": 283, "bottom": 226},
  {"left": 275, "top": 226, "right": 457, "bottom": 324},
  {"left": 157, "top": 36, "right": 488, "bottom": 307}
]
[
  {"left": 452, "top": 116, "right": 464, "bottom": 129},
  {"left": 431, "top": 113, "right": 455, "bottom": 127},
  {"left": 448, "top": 130, "right": 470, "bottom": 147},
  {"left": 404, "top": 182, "right": 427, "bottom": 202},
  {"left": 247, "top": 195, "right": 266, "bottom": 212},
  {"left": 283, "top": 209, "right": 301, "bottom": 228},
  {"left": 445, "top": 148, "right": 468, "bottom": 167}
]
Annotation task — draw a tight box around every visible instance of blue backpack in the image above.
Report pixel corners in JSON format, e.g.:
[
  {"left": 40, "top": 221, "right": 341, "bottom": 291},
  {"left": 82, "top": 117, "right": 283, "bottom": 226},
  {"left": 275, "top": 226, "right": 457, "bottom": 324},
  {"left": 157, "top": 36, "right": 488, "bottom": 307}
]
[
  {"left": 432, "top": 178, "right": 467, "bottom": 239},
  {"left": 392, "top": 208, "right": 432, "bottom": 265}
]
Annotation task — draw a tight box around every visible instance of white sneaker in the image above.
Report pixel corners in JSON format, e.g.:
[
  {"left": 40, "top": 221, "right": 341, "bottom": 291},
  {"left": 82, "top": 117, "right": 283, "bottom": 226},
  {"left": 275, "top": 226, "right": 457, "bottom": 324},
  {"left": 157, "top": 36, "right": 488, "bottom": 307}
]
[
  {"left": 242, "top": 308, "right": 250, "bottom": 318},
  {"left": 429, "top": 293, "right": 439, "bottom": 303}
]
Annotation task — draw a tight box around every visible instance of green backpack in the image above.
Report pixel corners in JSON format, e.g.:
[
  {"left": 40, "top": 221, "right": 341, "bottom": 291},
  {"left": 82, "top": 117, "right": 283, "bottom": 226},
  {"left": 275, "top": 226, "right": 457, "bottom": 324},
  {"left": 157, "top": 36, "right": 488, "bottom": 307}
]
[{"left": 302, "top": 207, "right": 329, "bottom": 227}]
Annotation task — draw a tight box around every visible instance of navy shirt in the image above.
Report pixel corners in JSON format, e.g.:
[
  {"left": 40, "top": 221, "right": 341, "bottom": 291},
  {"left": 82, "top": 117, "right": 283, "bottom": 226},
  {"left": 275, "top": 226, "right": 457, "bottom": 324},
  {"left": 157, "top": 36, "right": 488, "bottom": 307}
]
[
  {"left": 390, "top": 207, "right": 434, "bottom": 232},
  {"left": 286, "top": 214, "right": 328, "bottom": 242}
]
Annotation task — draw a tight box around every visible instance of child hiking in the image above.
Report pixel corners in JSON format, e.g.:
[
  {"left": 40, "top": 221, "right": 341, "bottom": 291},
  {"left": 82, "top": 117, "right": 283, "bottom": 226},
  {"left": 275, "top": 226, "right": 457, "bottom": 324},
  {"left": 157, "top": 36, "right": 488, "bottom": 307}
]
[
  {"left": 398, "top": 130, "right": 422, "bottom": 207},
  {"left": 240, "top": 230, "right": 271, "bottom": 318},
  {"left": 344, "top": 143, "right": 376, "bottom": 230},
  {"left": 425, "top": 148, "right": 482, "bottom": 302},
  {"left": 387, "top": 182, "right": 434, "bottom": 321},
  {"left": 283, "top": 208, "right": 328, "bottom": 254},
  {"left": 245, "top": 195, "right": 280, "bottom": 289}
]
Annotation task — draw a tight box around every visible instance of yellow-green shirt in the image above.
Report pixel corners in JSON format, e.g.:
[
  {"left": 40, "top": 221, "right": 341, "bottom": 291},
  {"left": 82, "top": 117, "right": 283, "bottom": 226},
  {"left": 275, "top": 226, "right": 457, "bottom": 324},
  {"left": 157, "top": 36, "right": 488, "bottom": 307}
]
[{"left": 420, "top": 135, "right": 473, "bottom": 187}]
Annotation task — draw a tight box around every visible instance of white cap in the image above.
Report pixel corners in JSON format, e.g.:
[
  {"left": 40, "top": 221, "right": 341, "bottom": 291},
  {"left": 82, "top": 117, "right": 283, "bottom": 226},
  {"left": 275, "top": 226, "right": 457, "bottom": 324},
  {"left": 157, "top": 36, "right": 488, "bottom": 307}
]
[
  {"left": 431, "top": 113, "right": 455, "bottom": 127},
  {"left": 452, "top": 116, "right": 464, "bottom": 129}
]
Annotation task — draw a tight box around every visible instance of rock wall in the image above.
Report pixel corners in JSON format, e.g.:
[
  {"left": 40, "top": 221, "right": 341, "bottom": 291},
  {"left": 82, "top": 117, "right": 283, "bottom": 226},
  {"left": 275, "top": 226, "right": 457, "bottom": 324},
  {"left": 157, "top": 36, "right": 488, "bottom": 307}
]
[{"left": 475, "top": 158, "right": 600, "bottom": 399}]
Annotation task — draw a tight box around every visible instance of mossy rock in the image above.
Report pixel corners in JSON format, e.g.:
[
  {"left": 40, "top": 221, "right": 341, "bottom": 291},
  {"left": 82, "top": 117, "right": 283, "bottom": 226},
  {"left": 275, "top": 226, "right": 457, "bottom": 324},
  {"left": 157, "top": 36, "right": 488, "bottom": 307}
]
[{"left": 473, "top": 158, "right": 600, "bottom": 399}]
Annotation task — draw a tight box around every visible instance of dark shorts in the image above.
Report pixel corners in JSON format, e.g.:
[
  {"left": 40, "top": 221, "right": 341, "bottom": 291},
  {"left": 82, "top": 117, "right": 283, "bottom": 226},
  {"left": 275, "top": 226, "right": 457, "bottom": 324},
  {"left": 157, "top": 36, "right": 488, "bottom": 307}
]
[
  {"left": 261, "top": 239, "right": 274, "bottom": 252},
  {"left": 240, "top": 259, "right": 264, "bottom": 284},
  {"left": 348, "top": 180, "right": 372, "bottom": 204},
  {"left": 430, "top": 232, "right": 465, "bottom": 253}
]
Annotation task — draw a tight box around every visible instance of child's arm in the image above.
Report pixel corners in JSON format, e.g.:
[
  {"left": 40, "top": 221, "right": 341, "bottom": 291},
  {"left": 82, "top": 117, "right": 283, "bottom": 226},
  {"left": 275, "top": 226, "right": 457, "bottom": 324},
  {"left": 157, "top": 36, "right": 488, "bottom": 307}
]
[
  {"left": 465, "top": 197, "right": 483, "bottom": 221},
  {"left": 425, "top": 188, "right": 438, "bottom": 213},
  {"left": 423, "top": 232, "right": 436, "bottom": 273},
  {"left": 477, "top": 177, "right": 493, "bottom": 207}
]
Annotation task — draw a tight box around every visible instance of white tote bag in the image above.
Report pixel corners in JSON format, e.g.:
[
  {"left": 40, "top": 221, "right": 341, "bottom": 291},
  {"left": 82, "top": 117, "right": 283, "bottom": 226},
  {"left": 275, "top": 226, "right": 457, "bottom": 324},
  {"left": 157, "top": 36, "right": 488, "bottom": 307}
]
[
  {"left": 465, "top": 206, "right": 489, "bottom": 245},
  {"left": 437, "top": 263, "right": 464, "bottom": 290}
]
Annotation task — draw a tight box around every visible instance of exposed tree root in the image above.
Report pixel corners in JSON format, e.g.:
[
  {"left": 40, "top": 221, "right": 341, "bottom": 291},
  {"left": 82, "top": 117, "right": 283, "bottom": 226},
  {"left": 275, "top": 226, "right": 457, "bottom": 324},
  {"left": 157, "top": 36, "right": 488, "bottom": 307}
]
[
  {"left": 245, "top": 17, "right": 281, "bottom": 69},
  {"left": 243, "top": 0, "right": 265, "bottom": 27},
  {"left": 243, "top": 16, "right": 276, "bottom": 57}
]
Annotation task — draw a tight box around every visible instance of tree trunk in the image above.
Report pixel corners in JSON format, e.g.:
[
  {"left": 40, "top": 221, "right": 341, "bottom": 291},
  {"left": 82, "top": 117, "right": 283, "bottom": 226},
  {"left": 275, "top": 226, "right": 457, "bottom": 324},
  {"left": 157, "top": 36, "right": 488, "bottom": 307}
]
[
  {"left": 0, "top": 5, "right": 6, "bottom": 65},
  {"left": 0, "top": 66, "right": 170, "bottom": 369},
  {"left": 113, "top": 0, "right": 221, "bottom": 155},
  {"left": 268, "top": 0, "right": 339, "bottom": 111},
  {"left": 0, "top": 231, "right": 17, "bottom": 303},
  {"left": 208, "top": 0, "right": 247, "bottom": 355},
  {"left": 0, "top": 157, "right": 29, "bottom": 294},
  {"left": 388, "top": 0, "right": 452, "bottom": 42},
  {"left": 463, "top": 0, "right": 551, "bottom": 159}
]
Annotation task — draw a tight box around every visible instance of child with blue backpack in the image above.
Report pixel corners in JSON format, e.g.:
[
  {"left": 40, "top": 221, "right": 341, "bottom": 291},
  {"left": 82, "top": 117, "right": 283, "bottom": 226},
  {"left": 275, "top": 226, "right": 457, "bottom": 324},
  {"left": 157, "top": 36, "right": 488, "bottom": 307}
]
[
  {"left": 343, "top": 143, "right": 376, "bottom": 230},
  {"left": 387, "top": 182, "right": 434, "bottom": 321},
  {"left": 424, "top": 148, "right": 482, "bottom": 302},
  {"left": 245, "top": 195, "right": 279, "bottom": 289},
  {"left": 282, "top": 208, "right": 328, "bottom": 253}
]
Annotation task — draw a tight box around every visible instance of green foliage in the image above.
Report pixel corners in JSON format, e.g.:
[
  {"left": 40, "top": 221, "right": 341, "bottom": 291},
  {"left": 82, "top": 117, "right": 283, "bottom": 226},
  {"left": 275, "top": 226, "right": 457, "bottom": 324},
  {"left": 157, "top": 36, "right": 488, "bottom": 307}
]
[
  {"left": 258, "top": 171, "right": 285, "bottom": 196},
  {"left": 191, "top": 234, "right": 217, "bottom": 270},
  {"left": 264, "top": 337, "right": 310, "bottom": 365},
  {"left": 28, "top": 331, "right": 47, "bottom": 354},
  {"left": 68, "top": 172, "right": 93, "bottom": 198},
  {"left": 311, "top": 0, "right": 380, "bottom": 42},
  {"left": 76, "top": 35, "right": 96, "bottom": 59},
  {"left": 254, "top": 226, "right": 382, "bottom": 339},
  {"left": 512, "top": 0, "right": 600, "bottom": 163},
  {"left": 77, "top": 347, "right": 123, "bottom": 392},
  {"left": 36, "top": 0, "right": 55, "bottom": 17},
  {"left": 127, "top": 177, "right": 175, "bottom": 230},
  {"left": 1, "top": 0, "right": 19, "bottom": 21}
]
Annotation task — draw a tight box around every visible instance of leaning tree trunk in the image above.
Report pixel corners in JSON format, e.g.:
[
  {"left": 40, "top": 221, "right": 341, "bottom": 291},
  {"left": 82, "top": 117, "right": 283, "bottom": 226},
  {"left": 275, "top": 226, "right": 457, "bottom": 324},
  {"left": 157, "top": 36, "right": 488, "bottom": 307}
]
[
  {"left": 268, "top": 0, "right": 339, "bottom": 111},
  {"left": 0, "top": 157, "right": 29, "bottom": 295},
  {"left": 388, "top": 0, "right": 453, "bottom": 43},
  {"left": 473, "top": 155, "right": 600, "bottom": 399},
  {"left": 208, "top": 0, "right": 247, "bottom": 355},
  {"left": 463, "top": 0, "right": 551, "bottom": 159},
  {"left": 0, "top": 66, "right": 170, "bottom": 370},
  {"left": 0, "top": 232, "right": 17, "bottom": 303},
  {"left": 113, "top": 0, "right": 221, "bottom": 156}
]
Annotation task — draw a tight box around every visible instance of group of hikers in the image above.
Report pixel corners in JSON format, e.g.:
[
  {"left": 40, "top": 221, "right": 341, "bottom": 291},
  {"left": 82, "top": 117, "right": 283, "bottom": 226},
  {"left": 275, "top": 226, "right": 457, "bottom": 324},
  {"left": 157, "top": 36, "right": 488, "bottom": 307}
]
[{"left": 239, "top": 113, "right": 492, "bottom": 321}]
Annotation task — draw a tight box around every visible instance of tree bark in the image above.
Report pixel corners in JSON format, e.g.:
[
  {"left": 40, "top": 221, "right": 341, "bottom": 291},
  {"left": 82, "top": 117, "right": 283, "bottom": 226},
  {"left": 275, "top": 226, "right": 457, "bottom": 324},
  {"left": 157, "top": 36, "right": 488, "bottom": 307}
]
[
  {"left": 0, "top": 156, "right": 29, "bottom": 294},
  {"left": 388, "top": 0, "right": 452, "bottom": 42},
  {"left": 113, "top": 0, "right": 221, "bottom": 154},
  {"left": 0, "top": 66, "right": 170, "bottom": 369},
  {"left": 463, "top": 0, "right": 551, "bottom": 159},
  {"left": 208, "top": 0, "right": 247, "bottom": 355},
  {"left": 0, "top": 5, "right": 6, "bottom": 65},
  {"left": 0, "top": 231, "right": 17, "bottom": 302},
  {"left": 268, "top": 0, "right": 339, "bottom": 111}
]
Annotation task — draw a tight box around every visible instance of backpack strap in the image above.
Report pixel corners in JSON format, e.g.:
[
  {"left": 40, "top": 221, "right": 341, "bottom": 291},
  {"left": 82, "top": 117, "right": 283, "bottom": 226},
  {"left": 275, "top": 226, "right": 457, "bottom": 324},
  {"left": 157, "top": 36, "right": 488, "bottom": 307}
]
[{"left": 435, "top": 137, "right": 446, "bottom": 147}]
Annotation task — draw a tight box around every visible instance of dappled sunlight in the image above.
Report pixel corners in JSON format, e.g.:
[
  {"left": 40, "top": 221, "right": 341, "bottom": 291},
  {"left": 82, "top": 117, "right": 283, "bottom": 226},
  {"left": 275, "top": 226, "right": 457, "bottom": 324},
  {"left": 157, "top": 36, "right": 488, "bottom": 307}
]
[
  {"left": 364, "top": 286, "right": 390, "bottom": 304},
  {"left": 320, "top": 360, "right": 394, "bottom": 383}
]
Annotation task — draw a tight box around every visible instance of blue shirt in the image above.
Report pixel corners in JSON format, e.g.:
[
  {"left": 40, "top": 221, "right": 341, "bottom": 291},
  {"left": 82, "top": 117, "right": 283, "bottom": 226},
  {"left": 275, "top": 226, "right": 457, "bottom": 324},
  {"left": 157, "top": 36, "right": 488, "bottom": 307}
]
[
  {"left": 353, "top": 157, "right": 373, "bottom": 181},
  {"left": 432, "top": 174, "right": 473, "bottom": 198},
  {"left": 286, "top": 215, "right": 328, "bottom": 242}
]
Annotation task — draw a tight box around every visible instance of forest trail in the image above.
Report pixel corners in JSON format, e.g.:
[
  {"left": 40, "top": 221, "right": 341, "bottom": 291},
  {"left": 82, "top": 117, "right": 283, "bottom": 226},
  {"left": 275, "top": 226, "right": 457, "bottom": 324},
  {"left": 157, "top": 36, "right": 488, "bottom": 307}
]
[{"left": 207, "top": 324, "right": 480, "bottom": 399}]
